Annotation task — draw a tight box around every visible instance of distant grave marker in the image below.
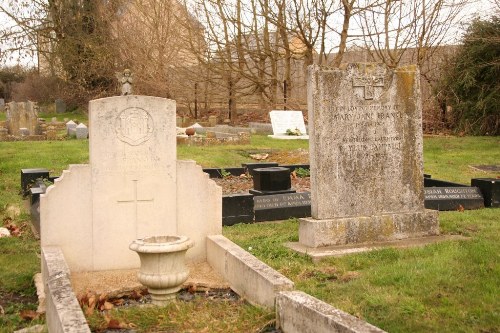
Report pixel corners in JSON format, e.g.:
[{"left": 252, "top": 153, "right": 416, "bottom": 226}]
[{"left": 269, "top": 110, "right": 308, "bottom": 139}]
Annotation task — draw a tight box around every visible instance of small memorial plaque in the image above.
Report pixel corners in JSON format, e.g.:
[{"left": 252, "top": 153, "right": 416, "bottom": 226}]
[
  {"left": 254, "top": 192, "right": 311, "bottom": 221},
  {"left": 424, "top": 187, "right": 484, "bottom": 211}
]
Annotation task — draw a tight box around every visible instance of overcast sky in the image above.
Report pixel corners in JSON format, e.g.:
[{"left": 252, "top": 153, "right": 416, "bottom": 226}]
[{"left": 0, "top": 0, "right": 498, "bottom": 67}]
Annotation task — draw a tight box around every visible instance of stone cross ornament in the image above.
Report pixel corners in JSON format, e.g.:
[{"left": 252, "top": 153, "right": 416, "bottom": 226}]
[{"left": 349, "top": 63, "right": 386, "bottom": 100}]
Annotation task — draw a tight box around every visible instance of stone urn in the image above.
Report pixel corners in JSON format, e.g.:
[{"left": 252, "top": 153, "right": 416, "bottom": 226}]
[{"left": 129, "top": 235, "right": 194, "bottom": 305}]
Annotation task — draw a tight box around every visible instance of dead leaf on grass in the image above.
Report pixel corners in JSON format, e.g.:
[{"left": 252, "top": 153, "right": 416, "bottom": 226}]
[
  {"left": 249, "top": 153, "right": 269, "bottom": 160},
  {"left": 101, "top": 301, "right": 114, "bottom": 311},
  {"left": 457, "top": 204, "right": 465, "bottom": 212},
  {"left": 20, "top": 309, "right": 40, "bottom": 321}
]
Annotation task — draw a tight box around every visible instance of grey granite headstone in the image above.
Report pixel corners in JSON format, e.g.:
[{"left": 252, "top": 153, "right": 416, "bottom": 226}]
[
  {"left": 75, "top": 123, "right": 88, "bottom": 139},
  {"left": 0, "top": 98, "right": 5, "bottom": 108},
  {"left": 55, "top": 99, "right": 66, "bottom": 114},
  {"left": 299, "top": 64, "right": 439, "bottom": 248}
]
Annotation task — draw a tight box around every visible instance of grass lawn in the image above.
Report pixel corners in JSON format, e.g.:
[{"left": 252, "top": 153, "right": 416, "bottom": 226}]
[{"left": 0, "top": 135, "right": 498, "bottom": 332}]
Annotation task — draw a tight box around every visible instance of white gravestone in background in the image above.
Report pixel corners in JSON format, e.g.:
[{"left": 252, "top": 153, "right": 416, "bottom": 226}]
[
  {"left": 268, "top": 110, "right": 309, "bottom": 140},
  {"left": 41, "top": 95, "right": 222, "bottom": 271}
]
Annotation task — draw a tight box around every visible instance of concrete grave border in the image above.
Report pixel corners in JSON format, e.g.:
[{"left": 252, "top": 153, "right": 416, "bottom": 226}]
[{"left": 40, "top": 235, "right": 389, "bottom": 332}]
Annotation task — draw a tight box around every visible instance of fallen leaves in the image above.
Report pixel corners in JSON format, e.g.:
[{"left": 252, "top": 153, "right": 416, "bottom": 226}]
[
  {"left": 20, "top": 309, "right": 40, "bottom": 321},
  {"left": 78, "top": 289, "right": 146, "bottom": 330},
  {"left": 78, "top": 288, "right": 147, "bottom": 315},
  {"left": 249, "top": 153, "right": 269, "bottom": 160},
  {"left": 2, "top": 217, "right": 25, "bottom": 237}
]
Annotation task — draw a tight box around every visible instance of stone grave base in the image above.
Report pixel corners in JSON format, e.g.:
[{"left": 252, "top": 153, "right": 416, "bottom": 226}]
[
  {"left": 287, "top": 234, "right": 467, "bottom": 262},
  {"left": 299, "top": 209, "right": 439, "bottom": 248},
  {"left": 267, "top": 134, "right": 309, "bottom": 140},
  {"left": 70, "top": 261, "right": 229, "bottom": 297}
]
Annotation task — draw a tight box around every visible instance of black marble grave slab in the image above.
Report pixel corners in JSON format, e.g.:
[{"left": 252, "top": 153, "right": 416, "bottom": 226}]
[
  {"left": 424, "top": 187, "right": 484, "bottom": 211},
  {"left": 254, "top": 192, "right": 311, "bottom": 221},
  {"left": 471, "top": 178, "right": 500, "bottom": 207},
  {"left": 222, "top": 194, "right": 254, "bottom": 226},
  {"left": 203, "top": 167, "right": 245, "bottom": 178},
  {"left": 424, "top": 178, "right": 467, "bottom": 188},
  {"left": 242, "top": 162, "right": 279, "bottom": 177},
  {"left": 21, "top": 168, "right": 49, "bottom": 197}
]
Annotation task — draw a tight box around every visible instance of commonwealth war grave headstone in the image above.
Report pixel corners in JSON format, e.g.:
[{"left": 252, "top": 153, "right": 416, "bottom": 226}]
[
  {"left": 41, "top": 95, "right": 222, "bottom": 271},
  {"left": 299, "top": 63, "right": 438, "bottom": 248}
]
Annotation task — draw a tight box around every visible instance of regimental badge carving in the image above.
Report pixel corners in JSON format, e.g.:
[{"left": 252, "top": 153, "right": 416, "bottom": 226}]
[
  {"left": 115, "top": 107, "right": 154, "bottom": 145},
  {"left": 349, "top": 64, "right": 387, "bottom": 100}
]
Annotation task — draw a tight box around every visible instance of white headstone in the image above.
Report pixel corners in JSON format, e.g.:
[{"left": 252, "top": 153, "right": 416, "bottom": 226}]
[
  {"left": 66, "top": 120, "right": 77, "bottom": 135},
  {"left": 75, "top": 123, "right": 88, "bottom": 139},
  {"left": 269, "top": 110, "right": 308, "bottom": 140},
  {"left": 41, "top": 95, "right": 222, "bottom": 272}
]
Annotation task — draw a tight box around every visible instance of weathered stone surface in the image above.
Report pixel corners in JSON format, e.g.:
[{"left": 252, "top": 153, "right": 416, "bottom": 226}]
[
  {"left": 6, "top": 101, "right": 39, "bottom": 135},
  {"left": 300, "top": 210, "right": 439, "bottom": 248},
  {"left": 301, "top": 64, "right": 438, "bottom": 247},
  {"left": 42, "top": 247, "right": 90, "bottom": 333},
  {"left": 46, "top": 126, "right": 57, "bottom": 140},
  {"left": 276, "top": 291, "right": 386, "bottom": 333},
  {"left": 207, "top": 235, "right": 294, "bottom": 309},
  {"left": 0, "top": 127, "right": 7, "bottom": 139}
]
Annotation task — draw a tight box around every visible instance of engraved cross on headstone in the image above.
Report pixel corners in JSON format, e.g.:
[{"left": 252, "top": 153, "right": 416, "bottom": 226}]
[
  {"left": 117, "top": 179, "right": 154, "bottom": 227},
  {"left": 352, "top": 75, "right": 385, "bottom": 100}
]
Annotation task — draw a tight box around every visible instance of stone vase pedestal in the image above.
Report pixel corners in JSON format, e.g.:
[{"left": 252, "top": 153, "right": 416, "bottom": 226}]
[{"left": 130, "top": 235, "right": 194, "bottom": 305}]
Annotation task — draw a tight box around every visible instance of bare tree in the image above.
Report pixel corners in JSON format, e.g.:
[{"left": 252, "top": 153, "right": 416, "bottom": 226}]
[{"left": 357, "top": 0, "right": 468, "bottom": 68}]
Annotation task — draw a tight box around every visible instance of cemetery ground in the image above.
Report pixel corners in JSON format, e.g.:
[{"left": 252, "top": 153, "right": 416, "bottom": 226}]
[{"left": 0, "top": 135, "right": 498, "bottom": 332}]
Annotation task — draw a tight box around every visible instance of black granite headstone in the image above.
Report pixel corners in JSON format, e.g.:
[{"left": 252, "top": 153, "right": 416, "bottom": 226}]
[
  {"left": 242, "top": 162, "right": 279, "bottom": 177},
  {"left": 471, "top": 178, "right": 500, "bottom": 208},
  {"left": 250, "top": 167, "right": 295, "bottom": 196},
  {"left": 21, "top": 168, "right": 49, "bottom": 197},
  {"left": 424, "top": 187, "right": 484, "bottom": 211},
  {"left": 222, "top": 194, "right": 254, "bottom": 226},
  {"left": 254, "top": 192, "right": 311, "bottom": 221}
]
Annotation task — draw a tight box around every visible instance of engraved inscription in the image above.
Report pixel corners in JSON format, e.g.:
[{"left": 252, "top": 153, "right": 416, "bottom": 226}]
[
  {"left": 254, "top": 192, "right": 311, "bottom": 210},
  {"left": 424, "top": 187, "right": 483, "bottom": 200},
  {"left": 115, "top": 107, "right": 154, "bottom": 145}
]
